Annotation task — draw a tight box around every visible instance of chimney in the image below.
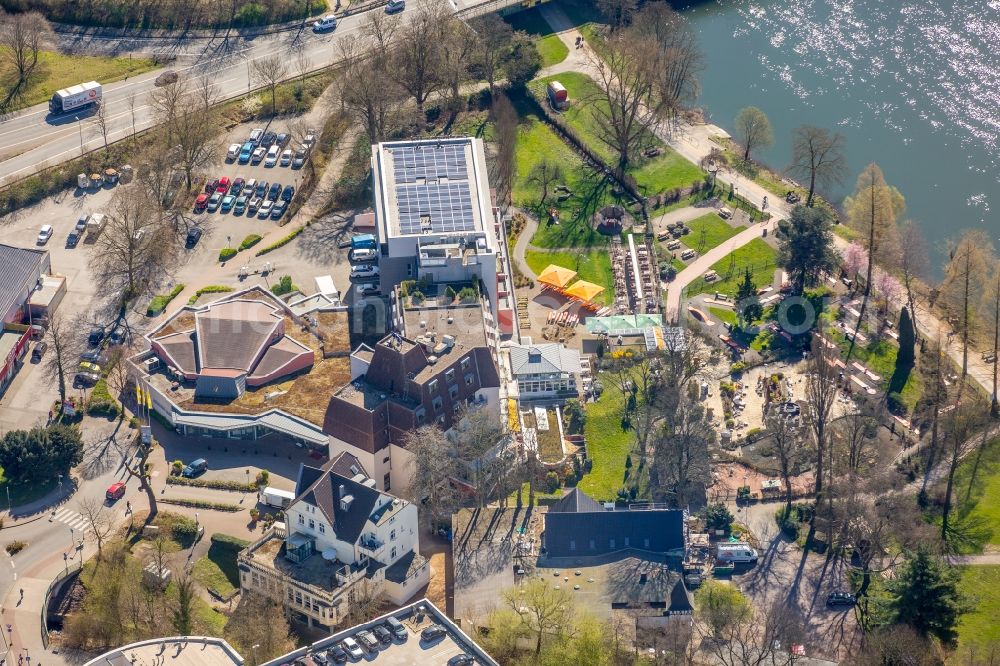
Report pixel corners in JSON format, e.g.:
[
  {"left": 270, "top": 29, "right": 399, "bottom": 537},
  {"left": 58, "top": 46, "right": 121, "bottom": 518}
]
[{"left": 338, "top": 484, "right": 345, "bottom": 499}]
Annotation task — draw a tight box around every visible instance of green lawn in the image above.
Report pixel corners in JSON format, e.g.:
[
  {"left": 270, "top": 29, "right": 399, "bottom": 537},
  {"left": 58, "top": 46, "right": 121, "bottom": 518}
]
[
  {"left": 708, "top": 306, "right": 737, "bottom": 326},
  {"left": 1, "top": 51, "right": 158, "bottom": 113},
  {"left": 558, "top": 1, "right": 608, "bottom": 59},
  {"left": 506, "top": 8, "right": 569, "bottom": 68},
  {"left": 684, "top": 213, "right": 746, "bottom": 254},
  {"left": 529, "top": 72, "right": 703, "bottom": 195},
  {"left": 956, "top": 566, "right": 1000, "bottom": 656},
  {"left": 525, "top": 248, "right": 614, "bottom": 305},
  {"left": 513, "top": 101, "right": 620, "bottom": 249},
  {"left": 950, "top": 435, "right": 1000, "bottom": 548},
  {"left": 191, "top": 536, "right": 248, "bottom": 597},
  {"left": 685, "top": 238, "right": 778, "bottom": 298},
  {"left": 826, "top": 329, "right": 922, "bottom": 410},
  {"left": 0, "top": 470, "right": 58, "bottom": 509},
  {"left": 578, "top": 373, "right": 634, "bottom": 501}
]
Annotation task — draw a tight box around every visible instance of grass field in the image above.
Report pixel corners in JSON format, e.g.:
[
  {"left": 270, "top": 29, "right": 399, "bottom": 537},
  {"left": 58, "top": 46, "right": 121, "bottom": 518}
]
[
  {"left": 709, "top": 306, "right": 737, "bottom": 326},
  {"left": 578, "top": 374, "right": 634, "bottom": 501},
  {"left": 529, "top": 72, "right": 703, "bottom": 194},
  {"left": 685, "top": 238, "right": 778, "bottom": 298},
  {"left": 513, "top": 100, "right": 618, "bottom": 249},
  {"left": 0, "top": 471, "right": 57, "bottom": 509},
  {"left": 191, "top": 535, "right": 248, "bottom": 597},
  {"left": 506, "top": 8, "right": 569, "bottom": 68},
  {"left": 948, "top": 435, "right": 1000, "bottom": 548},
  {"left": 827, "top": 329, "right": 922, "bottom": 411},
  {"left": 684, "top": 213, "right": 746, "bottom": 254},
  {"left": 1, "top": 51, "right": 158, "bottom": 113},
  {"left": 525, "top": 248, "right": 614, "bottom": 305},
  {"left": 956, "top": 566, "right": 1000, "bottom": 657}
]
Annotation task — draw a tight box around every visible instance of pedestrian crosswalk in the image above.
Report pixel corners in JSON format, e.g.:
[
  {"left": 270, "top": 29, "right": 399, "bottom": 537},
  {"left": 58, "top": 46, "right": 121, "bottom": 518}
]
[{"left": 51, "top": 508, "right": 94, "bottom": 534}]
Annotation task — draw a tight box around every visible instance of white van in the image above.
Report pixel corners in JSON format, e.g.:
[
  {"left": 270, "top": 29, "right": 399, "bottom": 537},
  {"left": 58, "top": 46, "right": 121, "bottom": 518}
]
[
  {"left": 262, "top": 486, "right": 295, "bottom": 509},
  {"left": 680, "top": 249, "right": 697, "bottom": 260},
  {"left": 716, "top": 543, "right": 759, "bottom": 563}
]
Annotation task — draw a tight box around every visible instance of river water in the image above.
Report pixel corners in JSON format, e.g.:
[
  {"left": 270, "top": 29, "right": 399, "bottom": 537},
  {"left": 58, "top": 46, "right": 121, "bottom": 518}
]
[{"left": 683, "top": 0, "right": 1000, "bottom": 273}]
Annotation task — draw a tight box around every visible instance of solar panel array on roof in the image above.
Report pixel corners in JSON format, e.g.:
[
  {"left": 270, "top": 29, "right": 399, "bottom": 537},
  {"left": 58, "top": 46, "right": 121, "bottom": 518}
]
[
  {"left": 396, "top": 181, "right": 475, "bottom": 235},
  {"left": 391, "top": 144, "right": 467, "bottom": 184}
]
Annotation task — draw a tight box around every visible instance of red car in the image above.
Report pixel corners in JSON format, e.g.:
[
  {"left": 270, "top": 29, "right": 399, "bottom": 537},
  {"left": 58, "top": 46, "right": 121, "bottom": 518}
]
[
  {"left": 216, "top": 176, "right": 231, "bottom": 194},
  {"left": 106, "top": 482, "right": 126, "bottom": 502},
  {"left": 194, "top": 193, "right": 209, "bottom": 212},
  {"left": 204, "top": 178, "right": 219, "bottom": 193}
]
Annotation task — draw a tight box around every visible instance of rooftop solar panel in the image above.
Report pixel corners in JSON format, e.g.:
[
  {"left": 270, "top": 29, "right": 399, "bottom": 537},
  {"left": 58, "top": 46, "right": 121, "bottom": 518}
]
[
  {"left": 396, "top": 181, "right": 475, "bottom": 235},
  {"left": 391, "top": 144, "right": 468, "bottom": 184}
]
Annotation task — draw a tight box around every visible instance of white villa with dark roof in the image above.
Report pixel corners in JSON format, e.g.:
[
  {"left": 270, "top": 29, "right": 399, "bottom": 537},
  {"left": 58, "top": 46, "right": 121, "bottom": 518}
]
[{"left": 238, "top": 462, "right": 428, "bottom": 630}]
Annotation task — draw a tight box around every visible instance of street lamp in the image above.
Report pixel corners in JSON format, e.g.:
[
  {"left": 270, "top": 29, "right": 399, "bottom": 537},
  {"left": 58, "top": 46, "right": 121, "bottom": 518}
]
[{"left": 251, "top": 644, "right": 260, "bottom": 666}]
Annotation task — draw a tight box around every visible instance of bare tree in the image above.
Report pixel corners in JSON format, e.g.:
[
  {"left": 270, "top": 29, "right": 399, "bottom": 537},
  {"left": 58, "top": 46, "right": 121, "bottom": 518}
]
[
  {"left": 939, "top": 400, "right": 987, "bottom": 545},
  {"left": 43, "top": 313, "right": 79, "bottom": 407},
  {"left": 452, "top": 406, "right": 506, "bottom": 507},
  {"left": 294, "top": 46, "right": 310, "bottom": 83},
  {"left": 704, "top": 599, "right": 805, "bottom": 666},
  {"left": 193, "top": 75, "right": 218, "bottom": 111},
  {"left": 490, "top": 93, "right": 518, "bottom": 219},
  {"left": 122, "top": 430, "right": 157, "bottom": 523},
  {"left": 391, "top": 0, "right": 448, "bottom": 112},
  {"left": 894, "top": 219, "right": 930, "bottom": 335},
  {"left": 766, "top": 411, "right": 800, "bottom": 515},
  {"left": 104, "top": 346, "right": 134, "bottom": 410},
  {"left": 173, "top": 104, "right": 222, "bottom": 189},
  {"left": 596, "top": 0, "right": 637, "bottom": 28},
  {"left": 439, "top": 18, "right": 476, "bottom": 115},
  {"left": 587, "top": 31, "right": 659, "bottom": 169},
  {"left": 805, "top": 337, "right": 838, "bottom": 510},
  {"left": 941, "top": 230, "right": 993, "bottom": 382},
  {"left": 78, "top": 496, "right": 116, "bottom": 557},
  {"left": 857, "top": 624, "right": 942, "bottom": 666},
  {"left": 250, "top": 54, "right": 288, "bottom": 116},
  {"left": 528, "top": 158, "right": 563, "bottom": 205},
  {"left": 148, "top": 78, "right": 186, "bottom": 145},
  {"left": 631, "top": 4, "right": 703, "bottom": 129},
  {"left": 400, "top": 423, "right": 462, "bottom": 532},
  {"left": 788, "top": 125, "right": 848, "bottom": 207},
  {"left": 224, "top": 592, "right": 295, "bottom": 664},
  {"left": 92, "top": 99, "right": 111, "bottom": 152},
  {"left": 90, "top": 187, "right": 172, "bottom": 303},
  {"left": 734, "top": 106, "right": 773, "bottom": 163},
  {"left": 361, "top": 9, "right": 401, "bottom": 61},
  {"left": 0, "top": 11, "right": 52, "bottom": 93},
  {"left": 505, "top": 578, "right": 574, "bottom": 657},
  {"left": 335, "top": 35, "right": 407, "bottom": 143},
  {"left": 345, "top": 577, "right": 387, "bottom": 625},
  {"left": 469, "top": 14, "right": 513, "bottom": 96},
  {"left": 648, "top": 395, "right": 712, "bottom": 508},
  {"left": 985, "top": 260, "right": 1000, "bottom": 415},
  {"left": 844, "top": 163, "right": 901, "bottom": 360},
  {"left": 127, "top": 92, "right": 138, "bottom": 142}
]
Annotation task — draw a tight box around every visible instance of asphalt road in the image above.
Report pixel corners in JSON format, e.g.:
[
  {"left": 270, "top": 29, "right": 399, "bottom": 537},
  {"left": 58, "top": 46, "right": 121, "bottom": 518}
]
[{"left": 0, "top": 11, "right": 380, "bottom": 187}]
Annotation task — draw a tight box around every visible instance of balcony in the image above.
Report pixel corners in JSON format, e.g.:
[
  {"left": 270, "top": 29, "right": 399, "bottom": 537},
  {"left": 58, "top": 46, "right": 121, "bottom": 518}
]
[{"left": 358, "top": 534, "right": 385, "bottom": 557}]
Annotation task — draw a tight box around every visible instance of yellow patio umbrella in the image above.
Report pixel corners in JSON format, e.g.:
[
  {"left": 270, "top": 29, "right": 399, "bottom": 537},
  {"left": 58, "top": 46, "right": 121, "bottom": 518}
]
[
  {"left": 564, "top": 280, "right": 605, "bottom": 302},
  {"left": 537, "top": 264, "right": 578, "bottom": 289}
]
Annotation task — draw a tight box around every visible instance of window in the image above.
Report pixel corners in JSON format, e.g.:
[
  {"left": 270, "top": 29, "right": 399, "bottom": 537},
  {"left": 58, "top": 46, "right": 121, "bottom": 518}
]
[
  {"left": 445, "top": 368, "right": 456, "bottom": 383},
  {"left": 390, "top": 529, "right": 396, "bottom": 541},
  {"left": 432, "top": 396, "right": 443, "bottom": 412},
  {"left": 569, "top": 540, "right": 576, "bottom": 551},
  {"left": 429, "top": 379, "right": 439, "bottom": 393},
  {"left": 465, "top": 373, "right": 475, "bottom": 386},
  {"left": 298, "top": 514, "right": 305, "bottom": 525},
  {"left": 415, "top": 408, "right": 426, "bottom": 424},
  {"left": 383, "top": 456, "right": 390, "bottom": 464},
  {"left": 319, "top": 523, "right": 325, "bottom": 534},
  {"left": 391, "top": 547, "right": 397, "bottom": 559},
  {"left": 309, "top": 519, "right": 315, "bottom": 529},
  {"left": 461, "top": 356, "right": 471, "bottom": 371},
  {"left": 384, "top": 473, "right": 391, "bottom": 491},
  {"left": 449, "top": 385, "right": 459, "bottom": 400}
]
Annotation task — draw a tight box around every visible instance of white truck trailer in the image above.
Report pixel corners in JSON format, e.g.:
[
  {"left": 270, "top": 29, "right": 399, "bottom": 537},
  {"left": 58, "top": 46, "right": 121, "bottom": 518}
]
[{"left": 49, "top": 81, "right": 102, "bottom": 114}]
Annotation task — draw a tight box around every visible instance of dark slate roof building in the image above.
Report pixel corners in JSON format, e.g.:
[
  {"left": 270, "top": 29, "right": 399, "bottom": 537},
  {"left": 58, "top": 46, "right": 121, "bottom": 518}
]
[{"left": 543, "top": 488, "right": 686, "bottom": 559}]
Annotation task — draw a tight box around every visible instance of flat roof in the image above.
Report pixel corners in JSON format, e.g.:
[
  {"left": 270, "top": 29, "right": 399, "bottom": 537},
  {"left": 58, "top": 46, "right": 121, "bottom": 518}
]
[
  {"left": 263, "top": 599, "right": 498, "bottom": 666},
  {"left": 82, "top": 638, "right": 243, "bottom": 666},
  {"left": 401, "top": 303, "right": 489, "bottom": 372},
  {"left": 372, "top": 138, "right": 493, "bottom": 241}
]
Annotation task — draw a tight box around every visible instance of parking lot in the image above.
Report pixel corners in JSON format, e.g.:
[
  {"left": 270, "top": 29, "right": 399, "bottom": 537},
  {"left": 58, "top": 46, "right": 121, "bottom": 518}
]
[{"left": 309, "top": 613, "right": 479, "bottom": 666}]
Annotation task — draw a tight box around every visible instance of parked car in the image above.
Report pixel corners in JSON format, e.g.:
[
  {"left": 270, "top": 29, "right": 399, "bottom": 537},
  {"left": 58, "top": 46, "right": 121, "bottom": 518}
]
[
  {"left": 356, "top": 284, "right": 381, "bottom": 297},
  {"left": 207, "top": 192, "right": 223, "bottom": 212},
  {"left": 221, "top": 195, "right": 236, "bottom": 212},
  {"left": 105, "top": 482, "right": 126, "bottom": 502},
  {"left": 231, "top": 177, "right": 245, "bottom": 196},
  {"left": 255, "top": 180, "right": 269, "bottom": 197},
  {"left": 303, "top": 128, "right": 317, "bottom": 149},
  {"left": 258, "top": 200, "right": 274, "bottom": 218},
  {"left": 234, "top": 196, "right": 248, "bottom": 215},
  {"left": 292, "top": 149, "right": 306, "bottom": 169},
  {"left": 351, "top": 248, "right": 377, "bottom": 263},
  {"left": 249, "top": 128, "right": 264, "bottom": 145},
  {"left": 245, "top": 178, "right": 257, "bottom": 193},
  {"left": 226, "top": 143, "right": 240, "bottom": 161},
  {"left": 264, "top": 145, "right": 280, "bottom": 167},
  {"left": 74, "top": 372, "right": 100, "bottom": 388},
  {"left": 385, "top": 0, "right": 404, "bottom": 12},
  {"left": 186, "top": 227, "right": 203, "bottom": 247},
  {"left": 276, "top": 133, "right": 290, "bottom": 148},
  {"left": 310, "top": 652, "right": 328, "bottom": 666},
  {"left": 385, "top": 616, "right": 407, "bottom": 640},
  {"left": 350, "top": 264, "right": 380, "bottom": 279},
  {"left": 248, "top": 196, "right": 263, "bottom": 214},
  {"left": 109, "top": 326, "right": 127, "bottom": 345},
  {"left": 372, "top": 625, "right": 392, "bottom": 644},
  {"left": 270, "top": 201, "right": 288, "bottom": 220},
  {"left": 326, "top": 646, "right": 348, "bottom": 663},
  {"left": 239, "top": 142, "right": 254, "bottom": 163},
  {"left": 154, "top": 70, "right": 178, "bottom": 86},
  {"left": 421, "top": 624, "right": 446, "bottom": 642},
  {"left": 79, "top": 360, "right": 102, "bottom": 374},
  {"left": 67, "top": 229, "right": 81, "bottom": 248},
  {"left": 340, "top": 638, "right": 363, "bottom": 661},
  {"left": 267, "top": 182, "right": 282, "bottom": 200},
  {"left": 37, "top": 224, "right": 53, "bottom": 244},
  {"left": 280, "top": 149, "right": 293, "bottom": 166},
  {"left": 826, "top": 592, "right": 856, "bottom": 608},
  {"left": 313, "top": 14, "right": 337, "bottom": 31},
  {"left": 181, "top": 458, "right": 208, "bottom": 477},
  {"left": 81, "top": 349, "right": 108, "bottom": 365},
  {"left": 204, "top": 178, "right": 219, "bottom": 193},
  {"left": 31, "top": 341, "right": 47, "bottom": 361},
  {"left": 447, "top": 656, "right": 474, "bottom": 666},
  {"left": 251, "top": 146, "right": 266, "bottom": 163},
  {"left": 194, "top": 193, "right": 209, "bottom": 212},
  {"left": 88, "top": 326, "right": 105, "bottom": 346},
  {"left": 281, "top": 185, "right": 295, "bottom": 201},
  {"left": 356, "top": 631, "right": 379, "bottom": 652},
  {"left": 75, "top": 215, "right": 89, "bottom": 232},
  {"left": 261, "top": 131, "right": 277, "bottom": 148},
  {"left": 216, "top": 176, "right": 231, "bottom": 193}
]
